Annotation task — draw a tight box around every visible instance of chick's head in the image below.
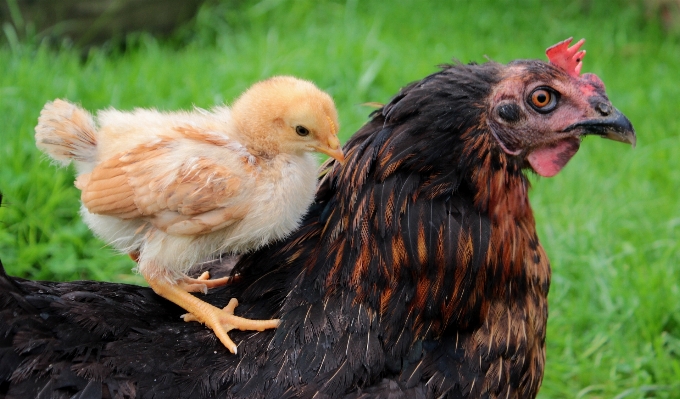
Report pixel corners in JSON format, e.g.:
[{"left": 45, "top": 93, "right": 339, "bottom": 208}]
[{"left": 231, "top": 76, "right": 344, "bottom": 162}]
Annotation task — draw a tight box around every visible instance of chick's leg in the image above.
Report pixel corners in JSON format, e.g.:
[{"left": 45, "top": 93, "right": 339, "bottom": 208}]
[
  {"left": 178, "top": 271, "right": 237, "bottom": 293},
  {"left": 130, "top": 252, "right": 236, "bottom": 293},
  {"left": 146, "top": 277, "right": 279, "bottom": 354}
]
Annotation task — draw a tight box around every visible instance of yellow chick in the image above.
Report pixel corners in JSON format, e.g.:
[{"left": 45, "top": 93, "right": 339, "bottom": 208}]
[{"left": 34, "top": 76, "right": 344, "bottom": 354}]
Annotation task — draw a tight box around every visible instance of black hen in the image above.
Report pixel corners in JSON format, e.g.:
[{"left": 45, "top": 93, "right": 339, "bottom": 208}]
[{"left": 0, "top": 39, "right": 635, "bottom": 399}]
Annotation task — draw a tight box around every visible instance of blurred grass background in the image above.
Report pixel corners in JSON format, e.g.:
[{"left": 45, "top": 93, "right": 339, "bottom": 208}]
[{"left": 1, "top": 0, "right": 679, "bottom": 397}]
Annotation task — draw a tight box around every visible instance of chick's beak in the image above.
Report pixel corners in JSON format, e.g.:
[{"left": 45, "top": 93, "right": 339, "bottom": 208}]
[{"left": 314, "top": 134, "right": 345, "bottom": 163}]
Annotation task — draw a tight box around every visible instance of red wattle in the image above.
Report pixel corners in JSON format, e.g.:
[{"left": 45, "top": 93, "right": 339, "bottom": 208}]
[{"left": 527, "top": 138, "right": 580, "bottom": 177}]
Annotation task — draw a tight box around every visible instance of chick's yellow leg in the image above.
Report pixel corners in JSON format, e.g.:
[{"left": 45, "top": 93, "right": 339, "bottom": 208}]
[{"left": 146, "top": 277, "right": 279, "bottom": 354}]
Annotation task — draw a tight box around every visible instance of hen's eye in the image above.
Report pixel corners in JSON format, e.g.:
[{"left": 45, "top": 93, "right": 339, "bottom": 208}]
[
  {"left": 528, "top": 88, "right": 558, "bottom": 113},
  {"left": 532, "top": 90, "right": 550, "bottom": 106},
  {"left": 295, "top": 126, "right": 310, "bottom": 136}
]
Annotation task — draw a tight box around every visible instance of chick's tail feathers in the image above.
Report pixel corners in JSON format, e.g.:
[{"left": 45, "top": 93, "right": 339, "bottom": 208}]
[{"left": 35, "top": 99, "right": 98, "bottom": 167}]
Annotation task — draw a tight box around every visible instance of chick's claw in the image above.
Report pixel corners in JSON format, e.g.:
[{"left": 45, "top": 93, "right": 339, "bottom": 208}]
[{"left": 182, "top": 298, "right": 280, "bottom": 354}]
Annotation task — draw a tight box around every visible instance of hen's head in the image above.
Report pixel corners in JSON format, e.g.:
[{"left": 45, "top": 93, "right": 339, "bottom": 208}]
[
  {"left": 486, "top": 38, "right": 636, "bottom": 177},
  {"left": 368, "top": 38, "right": 635, "bottom": 185},
  {"left": 231, "top": 76, "right": 344, "bottom": 162}
]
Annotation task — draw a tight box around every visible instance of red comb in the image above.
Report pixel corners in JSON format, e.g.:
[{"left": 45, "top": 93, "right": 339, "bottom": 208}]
[{"left": 546, "top": 37, "right": 586, "bottom": 78}]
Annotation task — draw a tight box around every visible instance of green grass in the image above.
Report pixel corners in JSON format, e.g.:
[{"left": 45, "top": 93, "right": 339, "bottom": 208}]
[{"left": 1, "top": 0, "right": 679, "bottom": 397}]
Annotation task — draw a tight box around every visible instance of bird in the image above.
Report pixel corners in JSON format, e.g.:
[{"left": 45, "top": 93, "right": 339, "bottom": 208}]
[
  {"left": 1, "top": 38, "right": 635, "bottom": 398},
  {"left": 33, "top": 76, "right": 345, "bottom": 355}
]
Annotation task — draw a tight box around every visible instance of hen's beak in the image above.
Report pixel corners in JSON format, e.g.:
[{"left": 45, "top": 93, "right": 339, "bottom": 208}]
[
  {"left": 565, "top": 107, "right": 637, "bottom": 148},
  {"left": 314, "top": 135, "right": 345, "bottom": 163}
]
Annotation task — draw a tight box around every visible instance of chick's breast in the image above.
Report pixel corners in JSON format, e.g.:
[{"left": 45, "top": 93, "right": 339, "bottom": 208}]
[{"left": 228, "top": 151, "right": 320, "bottom": 249}]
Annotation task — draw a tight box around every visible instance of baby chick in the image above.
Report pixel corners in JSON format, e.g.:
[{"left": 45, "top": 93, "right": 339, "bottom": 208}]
[{"left": 35, "top": 76, "right": 344, "bottom": 354}]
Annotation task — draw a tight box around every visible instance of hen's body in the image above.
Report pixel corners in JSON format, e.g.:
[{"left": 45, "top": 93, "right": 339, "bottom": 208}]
[{"left": 1, "top": 41, "right": 634, "bottom": 398}]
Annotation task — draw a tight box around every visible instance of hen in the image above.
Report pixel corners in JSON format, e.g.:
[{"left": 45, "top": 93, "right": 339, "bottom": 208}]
[
  {"left": 1, "top": 39, "right": 635, "bottom": 398},
  {"left": 33, "top": 76, "right": 344, "bottom": 354}
]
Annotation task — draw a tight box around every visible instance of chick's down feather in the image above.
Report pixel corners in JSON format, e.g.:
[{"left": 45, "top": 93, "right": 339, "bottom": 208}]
[{"left": 34, "top": 76, "right": 344, "bottom": 354}]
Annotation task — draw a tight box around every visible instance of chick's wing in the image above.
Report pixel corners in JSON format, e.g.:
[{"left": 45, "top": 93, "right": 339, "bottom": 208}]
[{"left": 79, "top": 128, "right": 252, "bottom": 235}]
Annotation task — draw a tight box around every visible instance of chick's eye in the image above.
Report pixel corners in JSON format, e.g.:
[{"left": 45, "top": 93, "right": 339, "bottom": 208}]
[
  {"left": 295, "top": 126, "right": 310, "bottom": 136},
  {"left": 528, "top": 88, "right": 558, "bottom": 112}
]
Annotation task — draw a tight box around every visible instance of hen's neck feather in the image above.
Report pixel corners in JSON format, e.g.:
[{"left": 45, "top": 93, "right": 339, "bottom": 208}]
[{"left": 293, "top": 63, "right": 549, "bottom": 336}]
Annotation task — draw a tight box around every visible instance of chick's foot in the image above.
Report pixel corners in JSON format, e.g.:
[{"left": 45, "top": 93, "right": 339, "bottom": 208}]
[
  {"left": 147, "top": 278, "right": 279, "bottom": 354},
  {"left": 182, "top": 298, "right": 280, "bottom": 353}
]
